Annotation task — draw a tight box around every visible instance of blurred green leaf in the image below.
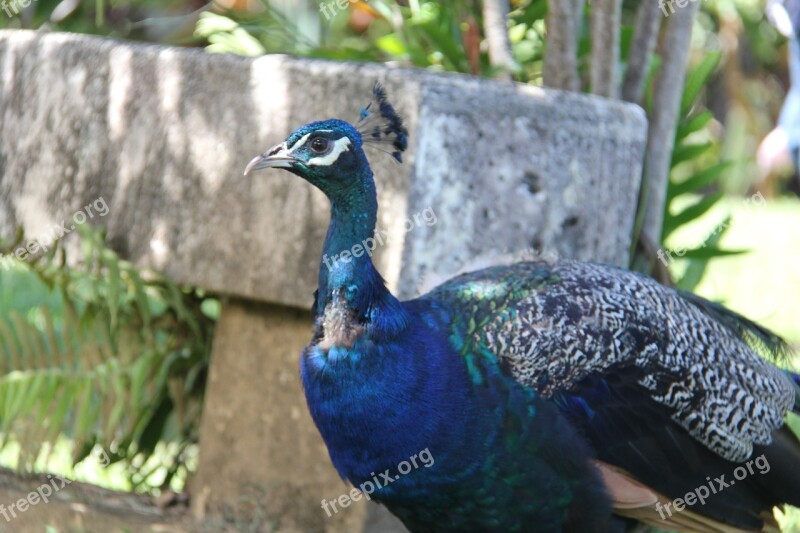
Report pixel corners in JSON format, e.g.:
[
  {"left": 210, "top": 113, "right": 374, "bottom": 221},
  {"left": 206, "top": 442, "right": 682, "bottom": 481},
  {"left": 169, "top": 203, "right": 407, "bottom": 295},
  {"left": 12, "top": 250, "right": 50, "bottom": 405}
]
[
  {"left": 664, "top": 192, "right": 725, "bottom": 238},
  {"left": 195, "top": 12, "right": 266, "bottom": 56},
  {"left": 671, "top": 142, "right": 714, "bottom": 168},
  {"left": 677, "top": 245, "right": 747, "bottom": 260},
  {"left": 681, "top": 51, "right": 721, "bottom": 116},
  {"left": 677, "top": 111, "right": 714, "bottom": 139},
  {"left": 668, "top": 161, "right": 733, "bottom": 200},
  {"left": 376, "top": 33, "right": 406, "bottom": 56}
]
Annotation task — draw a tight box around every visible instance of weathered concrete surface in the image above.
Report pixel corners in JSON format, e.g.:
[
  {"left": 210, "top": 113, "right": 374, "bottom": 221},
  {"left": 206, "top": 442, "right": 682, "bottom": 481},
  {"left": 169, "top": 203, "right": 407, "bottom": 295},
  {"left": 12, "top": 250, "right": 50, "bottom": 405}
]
[
  {"left": 0, "top": 30, "right": 646, "bottom": 307},
  {"left": 0, "top": 30, "right": 648, "bottom": 533},
  {"left": 400, "top": 79, "right": 646, "bottom": 298}
]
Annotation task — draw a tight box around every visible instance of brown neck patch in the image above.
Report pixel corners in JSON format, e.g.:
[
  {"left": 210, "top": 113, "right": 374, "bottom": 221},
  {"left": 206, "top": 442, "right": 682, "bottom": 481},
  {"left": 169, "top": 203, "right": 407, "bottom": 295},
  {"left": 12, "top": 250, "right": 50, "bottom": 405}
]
[{"left": 316, "top": 295, "right": 366, "bottom": 350}]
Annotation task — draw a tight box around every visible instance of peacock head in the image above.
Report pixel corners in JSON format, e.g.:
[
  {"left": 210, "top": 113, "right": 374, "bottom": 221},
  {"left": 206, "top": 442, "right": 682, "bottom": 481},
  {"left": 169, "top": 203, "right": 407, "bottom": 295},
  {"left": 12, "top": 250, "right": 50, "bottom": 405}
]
[{"left": 243, "top": 83, "right": 408, "bottom": 202}]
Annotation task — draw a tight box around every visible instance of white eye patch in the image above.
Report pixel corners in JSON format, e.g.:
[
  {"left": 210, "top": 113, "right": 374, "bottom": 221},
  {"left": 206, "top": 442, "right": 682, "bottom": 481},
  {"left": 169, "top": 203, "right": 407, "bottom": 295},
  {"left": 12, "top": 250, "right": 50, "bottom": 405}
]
[{"left": 306, "top": 137, "right": 353, "bottom": 167}]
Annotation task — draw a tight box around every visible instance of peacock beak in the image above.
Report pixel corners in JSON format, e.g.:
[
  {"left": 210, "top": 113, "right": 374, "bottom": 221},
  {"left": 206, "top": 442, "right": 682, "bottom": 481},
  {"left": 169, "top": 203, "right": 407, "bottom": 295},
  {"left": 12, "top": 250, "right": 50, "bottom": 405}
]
[{"left": 243, "top": 142, "right": 299, "bottom": 175}]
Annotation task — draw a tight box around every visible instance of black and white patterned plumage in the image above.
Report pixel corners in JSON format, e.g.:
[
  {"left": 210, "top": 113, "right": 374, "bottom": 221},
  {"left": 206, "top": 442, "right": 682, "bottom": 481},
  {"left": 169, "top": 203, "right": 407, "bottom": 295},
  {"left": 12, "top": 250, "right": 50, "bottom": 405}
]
[{"left": 432, "top": 260, "right": 796, "bottom": 463}]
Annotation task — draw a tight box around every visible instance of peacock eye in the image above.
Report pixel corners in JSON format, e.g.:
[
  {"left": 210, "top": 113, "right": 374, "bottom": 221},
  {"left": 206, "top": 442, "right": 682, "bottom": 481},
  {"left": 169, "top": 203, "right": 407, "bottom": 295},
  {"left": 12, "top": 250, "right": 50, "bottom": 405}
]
[{"left": 310, "top": 137, "right": 330, "bottom": 154}]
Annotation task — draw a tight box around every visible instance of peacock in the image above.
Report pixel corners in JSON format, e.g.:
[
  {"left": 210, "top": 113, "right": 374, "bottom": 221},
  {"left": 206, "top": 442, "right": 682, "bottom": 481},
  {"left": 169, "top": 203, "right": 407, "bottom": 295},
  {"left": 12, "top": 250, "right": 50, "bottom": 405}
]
[{"left": 244, "top": 84, "right": 800, "bottom": 533}]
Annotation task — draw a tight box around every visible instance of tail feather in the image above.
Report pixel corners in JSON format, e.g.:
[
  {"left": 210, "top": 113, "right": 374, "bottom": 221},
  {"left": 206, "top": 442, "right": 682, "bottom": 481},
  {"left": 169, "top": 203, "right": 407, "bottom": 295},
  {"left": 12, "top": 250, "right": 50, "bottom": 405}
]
[
  {"left": 788, "top": 370, "right": 800, "bottom": 413},
  {"left": 596, "top": 461, "right": 771, "bottom": 533},
  {"left": 677, "top": 290, "right": 794, "bottom": 364}
]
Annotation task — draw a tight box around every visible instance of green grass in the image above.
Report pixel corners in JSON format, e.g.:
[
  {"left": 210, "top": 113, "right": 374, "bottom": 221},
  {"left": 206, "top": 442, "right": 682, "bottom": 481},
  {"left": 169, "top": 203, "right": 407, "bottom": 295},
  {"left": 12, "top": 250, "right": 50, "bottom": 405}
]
[
  {"left": 695, "top": 197, "right": 800, "bottom": 346},
  {"left": 665, "top": 194, "right": 800, "bottom": 529},
  {"left": 666, "top": 195, "right": 800, "bottom": 346}
]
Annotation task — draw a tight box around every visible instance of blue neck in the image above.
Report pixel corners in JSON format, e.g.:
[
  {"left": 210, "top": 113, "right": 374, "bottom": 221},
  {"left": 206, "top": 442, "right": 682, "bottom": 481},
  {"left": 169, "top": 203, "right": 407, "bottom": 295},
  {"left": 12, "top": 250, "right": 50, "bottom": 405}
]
[{"left": 315, "top": 170, "right": 407, "bottom": 337}]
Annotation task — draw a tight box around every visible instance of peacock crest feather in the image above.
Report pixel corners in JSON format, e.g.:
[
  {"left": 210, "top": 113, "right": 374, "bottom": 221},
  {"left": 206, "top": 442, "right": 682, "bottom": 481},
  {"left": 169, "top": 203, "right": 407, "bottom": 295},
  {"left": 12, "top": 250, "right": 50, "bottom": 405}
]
[{"left": 356, "top": 82, "right": 409, "bottom": 162}]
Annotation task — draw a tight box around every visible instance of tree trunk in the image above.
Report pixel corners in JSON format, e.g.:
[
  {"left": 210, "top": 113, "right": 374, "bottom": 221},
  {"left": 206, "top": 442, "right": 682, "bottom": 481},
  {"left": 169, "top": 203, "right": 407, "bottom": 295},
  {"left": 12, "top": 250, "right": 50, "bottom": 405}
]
[
  {"left": 622, "top": 1, "right": 662, "bottom": 105},
  {"left": 590, "top": 0, "right": 622, "bottom": 98},
  {"left": 544, "top": 0, "right": 579, "bottom": 91},
  {"left": 483, "top": 0, "right": 517, "bottom": 81},
  {"left": 640, "top": 3, "right": 700, "bottom": 247}
]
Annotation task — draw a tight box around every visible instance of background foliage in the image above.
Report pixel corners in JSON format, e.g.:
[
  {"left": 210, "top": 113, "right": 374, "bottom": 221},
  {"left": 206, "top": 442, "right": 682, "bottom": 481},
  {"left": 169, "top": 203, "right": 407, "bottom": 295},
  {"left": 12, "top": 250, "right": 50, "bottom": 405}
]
[{"left": 0, "top": 225, "right": 215, "bottom": 492}]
